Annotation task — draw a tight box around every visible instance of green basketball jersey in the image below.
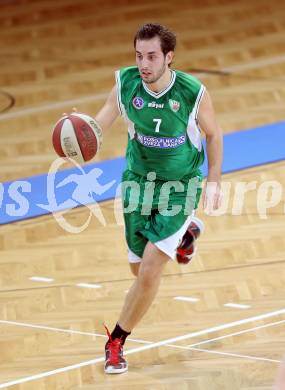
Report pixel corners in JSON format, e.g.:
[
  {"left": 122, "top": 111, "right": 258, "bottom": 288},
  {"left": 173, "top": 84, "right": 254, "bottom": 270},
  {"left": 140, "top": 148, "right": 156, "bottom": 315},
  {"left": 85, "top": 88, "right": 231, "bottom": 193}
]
[{"left": 115, "top": 66, "right": 205, "bottom": 181}]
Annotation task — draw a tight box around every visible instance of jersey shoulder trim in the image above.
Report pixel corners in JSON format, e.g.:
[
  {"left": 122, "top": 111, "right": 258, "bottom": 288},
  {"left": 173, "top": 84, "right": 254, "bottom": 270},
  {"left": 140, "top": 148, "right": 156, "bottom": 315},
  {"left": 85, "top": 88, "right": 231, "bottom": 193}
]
[
  {"left": 115, "top": 70, "right": 123, "bottom": 115},
  {"left": 175, "top": 70, "right": 205, "bottom": 117},
  {"left": 193, "top": 84, "right": 206, "bottom": 120},
  {"left": 115, "top": 66, "right": 141, "bottom": 113},
  {"left": 175, "top": 70, "right": 203, "bottom": 94}
]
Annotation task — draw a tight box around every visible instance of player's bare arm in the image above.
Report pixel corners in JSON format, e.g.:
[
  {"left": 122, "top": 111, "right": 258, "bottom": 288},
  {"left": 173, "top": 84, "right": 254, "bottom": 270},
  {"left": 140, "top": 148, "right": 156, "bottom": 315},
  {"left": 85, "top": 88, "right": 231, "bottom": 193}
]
[
  {"left": 197, "top": 89, "right": 223, "bottom": 211},
  {"left": 95, "top": 84, "right": 120, "bottom": 131}
]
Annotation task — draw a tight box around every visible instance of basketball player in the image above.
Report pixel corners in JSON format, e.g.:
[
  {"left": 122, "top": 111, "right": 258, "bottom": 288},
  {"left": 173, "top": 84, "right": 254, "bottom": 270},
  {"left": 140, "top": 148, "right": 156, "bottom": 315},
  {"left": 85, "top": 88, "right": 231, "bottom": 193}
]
[{"left": 88, "top": 23, "right": 222, "bottom": 373}]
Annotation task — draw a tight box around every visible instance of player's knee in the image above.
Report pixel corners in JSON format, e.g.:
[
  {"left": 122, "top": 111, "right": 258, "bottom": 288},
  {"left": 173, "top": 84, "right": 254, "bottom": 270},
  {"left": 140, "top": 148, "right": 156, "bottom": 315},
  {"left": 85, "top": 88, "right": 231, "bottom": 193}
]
[
  {"left": 129, "top": 262, "right": 140, "bottom": 277},
  {"left": 138, "top": 264, "right": 161, "bottom": 288},
  {"left": 134, "top": 243, "right": 168, "bottom": 287},
  {"left": 138, "top": 270, "right": 154, "bottom": 289}
]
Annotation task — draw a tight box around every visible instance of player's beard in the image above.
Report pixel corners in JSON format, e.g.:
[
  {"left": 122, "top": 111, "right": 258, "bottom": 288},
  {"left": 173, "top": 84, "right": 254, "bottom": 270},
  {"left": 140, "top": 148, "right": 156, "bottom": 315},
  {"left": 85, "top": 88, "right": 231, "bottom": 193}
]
[{"left": 143, "top": 59, "right": 167, "bottom": 85}]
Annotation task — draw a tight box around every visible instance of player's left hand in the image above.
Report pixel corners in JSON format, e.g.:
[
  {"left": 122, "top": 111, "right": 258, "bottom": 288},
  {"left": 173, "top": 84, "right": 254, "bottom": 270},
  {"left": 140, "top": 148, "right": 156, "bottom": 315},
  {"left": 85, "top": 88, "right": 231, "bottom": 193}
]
[
  {"left": 62, "top": 107, "right": 78, "bottom": 116},
  {"left": 202, "top": 180, "right": 222, "bottom": 214}
]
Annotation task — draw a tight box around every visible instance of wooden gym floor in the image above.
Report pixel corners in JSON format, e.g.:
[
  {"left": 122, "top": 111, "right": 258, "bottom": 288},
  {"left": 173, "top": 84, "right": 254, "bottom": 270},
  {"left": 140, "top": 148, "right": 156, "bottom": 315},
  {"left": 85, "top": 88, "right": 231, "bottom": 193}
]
[{"left": 0, "top": 0, "right": 285, "bottom": 388}]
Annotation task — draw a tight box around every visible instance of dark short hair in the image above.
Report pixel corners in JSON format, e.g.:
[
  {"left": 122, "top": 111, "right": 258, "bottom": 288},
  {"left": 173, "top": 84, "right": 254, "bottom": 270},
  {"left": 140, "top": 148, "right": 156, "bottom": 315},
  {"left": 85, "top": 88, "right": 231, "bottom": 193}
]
[{"left": 134, "top": 23, "right": 176, "bottom": 56}]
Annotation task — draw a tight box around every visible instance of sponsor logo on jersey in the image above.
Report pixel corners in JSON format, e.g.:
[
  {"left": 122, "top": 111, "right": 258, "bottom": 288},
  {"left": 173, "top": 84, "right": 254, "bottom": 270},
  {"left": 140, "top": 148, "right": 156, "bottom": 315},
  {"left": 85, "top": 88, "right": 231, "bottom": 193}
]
[
  {"left": 136, "top": 133, "right": 186, "bottom": 149},
  {"left": 132, "top": 96, "right": 144, "bottom": 109},
  {"left": 148, "top": 102, "right": 164, "bottom": 109},
  {"left": 169, "top": 99, "right": 180, "bottom": 112}
]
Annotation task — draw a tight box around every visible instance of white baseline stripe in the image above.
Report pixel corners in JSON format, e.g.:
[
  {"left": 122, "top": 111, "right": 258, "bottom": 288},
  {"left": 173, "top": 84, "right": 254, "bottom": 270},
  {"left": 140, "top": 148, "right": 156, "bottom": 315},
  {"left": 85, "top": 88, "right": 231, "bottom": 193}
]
[
  {"left": 174, "top": 296, "right": 200, "bottom": 302},
  {"left": 0, "top": 319, "right": 150, "bottom": 344},
  {"left": 186, "top": 319, "right": 285, "bottom": 348},
  {"left": 0, "top": 319, "right": 99, "bottom": 338},
  {"left": 1, "top": 318, "right": 279, "bottom": 364},
  {"left": 224, "top": 303, "right": 251, "bottom": 309},
  {"left": 0, "top": 308, "right": 284, "bottom": 388},
  {"left": 1, "top": 317, "right": 284, "bottom": 349},
  {"left": 1, "top": 54, "right": 285, "bottom": 123},
  {"left": 0, "top": 346, "right": 278, "bottom": 390},
  {"left": 121, "top": 308, "right": 285, "bottom": 356},
  {"left": 29, "top": 276, "right": 54, "bottom": 283},
  {"left": 76, "top": 283, "right": 102, "bottom": 289},
  {"left": 189, "top": 347, "right": 281, "bottom": 363},
  {"left": 0, "top": 356, "right": 106, "bottom": 389},
  {"left": 165, "top": 343, "right": 281, "bottom": 363},
  {"left": 164, "top": 344, "right": 281, "bottom": 363}
]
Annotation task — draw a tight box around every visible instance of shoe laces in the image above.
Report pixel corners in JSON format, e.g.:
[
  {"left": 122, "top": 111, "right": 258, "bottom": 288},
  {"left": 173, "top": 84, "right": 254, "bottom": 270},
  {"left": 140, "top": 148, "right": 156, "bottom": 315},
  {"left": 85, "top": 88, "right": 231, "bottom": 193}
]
[{"left": 104, "top": 324, "right": 122, "bottom": 365}]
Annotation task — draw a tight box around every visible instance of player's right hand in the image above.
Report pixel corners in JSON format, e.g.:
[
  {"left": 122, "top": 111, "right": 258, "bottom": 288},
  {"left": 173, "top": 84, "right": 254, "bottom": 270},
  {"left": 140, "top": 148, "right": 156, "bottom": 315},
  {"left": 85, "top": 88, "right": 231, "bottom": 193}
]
[{"left": 203, "top": 180, "right": 222, "bottom": 214}]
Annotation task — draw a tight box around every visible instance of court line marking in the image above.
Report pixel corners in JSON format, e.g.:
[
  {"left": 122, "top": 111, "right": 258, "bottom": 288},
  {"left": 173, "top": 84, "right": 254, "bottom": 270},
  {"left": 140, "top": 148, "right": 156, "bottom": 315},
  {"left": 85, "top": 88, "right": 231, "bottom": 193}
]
[
  {"left": 166, "top": 344, "right": 281, "bottom": 363},
  {"left": 1, "top": 317, "right": 284, "bottom": 348},
  {"left": 0, "top": 308, "right": 284, "bottom": 388},
  {"left": 0, "top": 310, "right": 284, "bottom": 342},
  {"left": 120, "top": 308, "right": 285, "bottom": 355},
  {"left": 186, "top": 319, "right": 285, "bottom": 348},
  {"left": 224, "top": 303, "right": 251, "bottom": 309},
  {"left": 0, "top": 319, "right": 101, "bottom": 338},
  {"left": 1, "top": 54, "right": 285, "bottom": 122},
  {"left": 29, "top": 276, "right": 54, "bottom": 283},
  {"left": 174, "top": 296, "right": 200, "bottom": 302},
  {"left": 0, "top": 318, "right": 152, "bottom": 344},
  {"left": 76, "top": 283, "right": 102, "bottom": 289},
  {"left": 189, "top": 347, "right": 281, "bottom": 363},
  {"left": 0, "top": 92, "right": 108, "bottom": 121},
  {"left": 0, "top": 347, "right": 278, "bottom": 390},
  {"left": 222, "top": 54, "right": 285, "bottom": 72}
]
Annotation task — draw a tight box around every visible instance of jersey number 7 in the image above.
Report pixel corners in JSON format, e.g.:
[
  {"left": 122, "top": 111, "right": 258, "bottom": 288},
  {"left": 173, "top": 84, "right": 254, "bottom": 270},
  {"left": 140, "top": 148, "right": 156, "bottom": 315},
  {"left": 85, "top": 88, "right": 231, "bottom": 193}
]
[{"left": 153, "top": 118, "right": 162, "bottom": 133}]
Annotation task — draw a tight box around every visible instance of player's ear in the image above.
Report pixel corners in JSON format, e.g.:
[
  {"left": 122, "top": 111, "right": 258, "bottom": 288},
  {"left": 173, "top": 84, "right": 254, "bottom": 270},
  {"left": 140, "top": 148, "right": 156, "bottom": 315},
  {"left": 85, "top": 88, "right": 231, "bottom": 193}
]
[{"left": 166, "top": 51, "right": 174, "bottom": 66}]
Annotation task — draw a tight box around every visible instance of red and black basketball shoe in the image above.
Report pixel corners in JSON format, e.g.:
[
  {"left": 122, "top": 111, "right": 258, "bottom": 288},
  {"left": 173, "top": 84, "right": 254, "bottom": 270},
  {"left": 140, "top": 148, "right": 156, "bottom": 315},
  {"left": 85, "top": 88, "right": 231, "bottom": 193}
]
[
  {"left": 176, "top": 217, "right": 204, "bottom": 264},
  {"left": 104, "top": 325, "right": 128, "bottom": 374}
]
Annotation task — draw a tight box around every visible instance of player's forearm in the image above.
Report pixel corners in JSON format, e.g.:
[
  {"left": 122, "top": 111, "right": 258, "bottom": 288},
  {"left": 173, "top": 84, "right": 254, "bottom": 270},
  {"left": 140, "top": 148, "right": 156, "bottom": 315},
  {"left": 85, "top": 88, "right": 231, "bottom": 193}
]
[
  {"left": 205, "top": 130, "right": 223, "bottom": 182},
  {"left": 95, "top": 105, "right": 118, "bottom": 132},
  {"left": 94, "top": 85, "right": 120, "bottom": 131}
]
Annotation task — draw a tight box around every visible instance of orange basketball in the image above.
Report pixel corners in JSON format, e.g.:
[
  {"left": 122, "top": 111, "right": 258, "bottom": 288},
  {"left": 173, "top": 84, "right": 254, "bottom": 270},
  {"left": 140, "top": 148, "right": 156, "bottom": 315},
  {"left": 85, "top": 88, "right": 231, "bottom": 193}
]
[{"left": 52, "top": 112, "right": 103, "bottom": 163}]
